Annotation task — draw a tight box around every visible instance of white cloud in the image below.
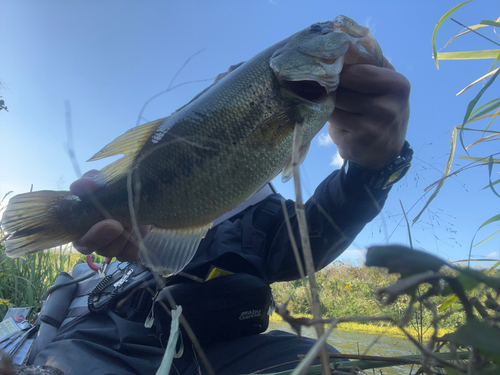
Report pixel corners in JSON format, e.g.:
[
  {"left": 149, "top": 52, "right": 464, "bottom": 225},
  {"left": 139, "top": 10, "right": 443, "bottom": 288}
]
[
  {"left": 317, "top": 132, "right": 333, "bottom": 147},
  {"left": 487, "top": 251, "right": 500, "bottom": 259},
  {"left": 330, "top": 150, "right": 344, "bottom": 169}
]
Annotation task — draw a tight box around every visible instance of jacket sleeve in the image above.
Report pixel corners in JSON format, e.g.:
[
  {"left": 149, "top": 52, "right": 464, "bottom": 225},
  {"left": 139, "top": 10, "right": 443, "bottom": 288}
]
[{"left": 261, "top": 167, "right": 390, "bottom": 283}]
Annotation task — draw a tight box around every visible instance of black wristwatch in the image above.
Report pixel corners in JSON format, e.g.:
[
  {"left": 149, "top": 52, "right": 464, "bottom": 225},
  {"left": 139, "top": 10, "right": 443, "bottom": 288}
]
[{"left": 343, "top": 141, "right": 413, "bottom": 190}]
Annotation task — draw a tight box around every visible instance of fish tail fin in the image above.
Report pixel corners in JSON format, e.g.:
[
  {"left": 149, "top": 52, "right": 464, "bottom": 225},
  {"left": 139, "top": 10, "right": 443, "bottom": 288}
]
[
  {"left": 2, "top": 191, "right": 78, "bottom": 257},
  {"left": 140, "top": 224, "right": 212, "bottom": 275}
]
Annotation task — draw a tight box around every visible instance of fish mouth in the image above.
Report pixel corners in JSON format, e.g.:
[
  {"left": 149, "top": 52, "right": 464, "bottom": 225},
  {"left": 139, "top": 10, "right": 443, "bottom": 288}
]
[{"left": 282, "top": 78, "right": 336, "bottom": 103}]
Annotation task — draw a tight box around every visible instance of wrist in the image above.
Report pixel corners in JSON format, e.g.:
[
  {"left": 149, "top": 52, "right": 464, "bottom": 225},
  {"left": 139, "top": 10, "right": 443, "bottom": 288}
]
[{"left": 342, "top": 141, "right": 413, "bottom": 190}]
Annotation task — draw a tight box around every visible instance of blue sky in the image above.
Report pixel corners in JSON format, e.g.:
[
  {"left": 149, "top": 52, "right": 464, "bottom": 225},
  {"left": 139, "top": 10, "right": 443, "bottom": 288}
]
[{"left": 1, "top": 0, "right": 498, "bottom": 265}]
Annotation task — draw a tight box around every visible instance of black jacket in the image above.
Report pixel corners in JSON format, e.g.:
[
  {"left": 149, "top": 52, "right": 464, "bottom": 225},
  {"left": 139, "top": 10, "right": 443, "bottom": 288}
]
[
  {"left": 183, "top": 167, "right": 388, "bottom": 283},
  {"left": 30, "top": 168, "right": 389, "bottom": 375}
]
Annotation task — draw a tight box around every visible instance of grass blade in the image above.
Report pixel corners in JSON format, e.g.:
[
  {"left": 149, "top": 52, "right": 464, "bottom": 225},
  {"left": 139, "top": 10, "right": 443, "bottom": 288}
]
[
  {"left": 488, "top": 155, "right": 500, "bottom": 198},
  {"left": 438, "top": 260, "right": 500, "bottom": 311},
  {"left": 457, "top": 69, "right": 499, "bottom": 96},
  {"left": 473, "top": 228, "right": 500, "bottom": 247},
  {"left": 437, "top": 50, "right": 500, "bottom": 60},
  {"left": 480, "top": 20, "right": 500, "bottom": 27},
  {"left": 459, "top": 126, "right": 500, "bottom": 133},
  {"left": 466, "top": 133, "right": 500, "bottom": 151},
  {"left": 481, "top": 178, "right": 500, "bottom": 190},
  {"left": 488, "top": 50, "right": 500, "bottom": 72},
  {"left": 413, "top": 128, "right": 457, "bottom": 224},
  {"left": 450, "top": 18, "right": 500, "bottom": 48},
  {"left": 432, "top": 0, "right": 473, "bottom": 69},
  {"left": 458, "top": 156, "right": 499, "bottom": 162},
  {"left": 444, "top": 24, "right": 489, "bottom": 48},
  {"left": 482, "top": 104, "right": 500, "bottom": 137},
  {"left": 460, "top": 69, "right": 500, "bottom": 150},
  {"left": 468, "top": 100, "right": 500, "bottom": 123},
  {"left": 289, "top": 324, "right": 335, "bottom": 375},
  {"left": 156, "top": 306, "right": 182, "bottom": 375},
  {"left": 478, "top": 213, "right": 500, "bottom": 231}
]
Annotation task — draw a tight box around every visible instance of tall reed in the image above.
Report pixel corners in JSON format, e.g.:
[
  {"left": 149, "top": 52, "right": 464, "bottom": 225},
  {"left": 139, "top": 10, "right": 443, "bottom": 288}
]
[{"left": 0, "top": 229, "right": 83, "bottom": 318}]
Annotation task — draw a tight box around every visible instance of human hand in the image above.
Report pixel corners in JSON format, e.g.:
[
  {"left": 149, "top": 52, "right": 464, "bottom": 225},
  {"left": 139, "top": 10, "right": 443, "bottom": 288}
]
[
  {"left": 328, "top": 58, "right": 410, "bottom": 170},
  {"left": 70, "top": 170, "right": 152, "bottom": 262}
]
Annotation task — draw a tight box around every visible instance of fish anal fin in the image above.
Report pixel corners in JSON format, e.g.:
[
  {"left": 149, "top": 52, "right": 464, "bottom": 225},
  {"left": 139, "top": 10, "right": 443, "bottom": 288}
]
[{"left": 140, "top": 224, "right": 212, "bottom": 275}]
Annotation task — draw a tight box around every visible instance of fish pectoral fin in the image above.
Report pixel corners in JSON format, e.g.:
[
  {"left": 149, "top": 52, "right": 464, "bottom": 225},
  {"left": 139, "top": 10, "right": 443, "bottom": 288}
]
[
  {"left": 280, "top": 141, "right": 311, "bottom": 183},
  {"left": 87, "top": 117, "right": 167, "bottom": 185},
  {"left": 140, "top": 224, "right": 212, "bottom": 275}
]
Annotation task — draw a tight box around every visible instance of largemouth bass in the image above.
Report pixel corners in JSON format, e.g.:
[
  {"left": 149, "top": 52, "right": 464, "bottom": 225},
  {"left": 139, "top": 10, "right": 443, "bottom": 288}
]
[{"left": 2, "top": 15, "right": 383, "bottom": 274}]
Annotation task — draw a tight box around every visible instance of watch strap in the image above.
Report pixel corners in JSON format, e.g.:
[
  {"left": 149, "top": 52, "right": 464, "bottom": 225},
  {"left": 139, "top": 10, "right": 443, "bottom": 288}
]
[{"left": 343, "top": 141, "right": 413, "bottom": 190}]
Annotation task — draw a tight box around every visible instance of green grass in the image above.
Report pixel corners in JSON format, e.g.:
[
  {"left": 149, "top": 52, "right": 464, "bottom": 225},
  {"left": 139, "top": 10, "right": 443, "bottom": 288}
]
[
  {"left": 271, "top": 261, "right": 494, "bottom": 333},
  {"left": 0, "top": 226, "right": 86, "bottom": 318}
]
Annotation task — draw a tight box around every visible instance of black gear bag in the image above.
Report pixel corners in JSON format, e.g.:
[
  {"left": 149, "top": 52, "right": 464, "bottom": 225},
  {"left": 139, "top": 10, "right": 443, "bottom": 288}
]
[{"left": 153, "top": 272, "right": 273, "bottom": 346}]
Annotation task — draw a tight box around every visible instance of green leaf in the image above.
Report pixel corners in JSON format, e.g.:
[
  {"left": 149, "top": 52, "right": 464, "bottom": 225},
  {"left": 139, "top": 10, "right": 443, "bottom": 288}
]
[
  {"left": 440, "top": 261, "right": 500, "bottom": 311},
  {"left": 437, "top": 50, "right": 500, "bottom": 60},
  {"left": 478, "top": 214, "right": 500, "bottom": 231},
  {"left": 480, "top": 20, "right": 500, "bottom": 27},
  {"left": 413, "top": 128, "right": 457, "bottom": 224},
  {"left": 482, "top": 178, "right": 500, "bottom": 190},
  {"left": 477, "top": 369, "right": 500, "bottom": 375},
  {"left": 488, "top": 51, "right": 500, "bottom": 72},
  {"left": 484, "top": 106, "right": 500, "bottom": 136},
  {"left": 461, "top": 69, "right": 500, "bottom": 150},
  {"left": 459, "top": 268, "right": 500, "bottom": 291},
  {"left": 460, "top": 127, "right": 499, "bottom": 134},
  {"left": 378, "top": 272, "right": 443, "bottom": 304},
  {"left": 432, "top": 0, "right": 473, "bottom": 69},
  {"left": 439, "top": 295, "right": 459, "bottom": 311},
  {"left": 488, "top": 156, "right": 500, "bottom": 198},
  {"left": 365, "top": 245, "right": 446, "bottom": 275},
  {"left": 473, "top": 228, "right": 500, "bottom": 247},
  {"left": 445, "top": 368, "right": 463, "bottom": 375},
  {"left": 458, "top": 156, "right": 500, "bottom": 162},
  {"left": 469, "top": 99, "right": 500, "bottom": 120},
  {"left": 443, "top": 320, "right": 500, "bottom": 363},
  {"left": 442, "top": 272, "right": 480, "bottom": 296}
]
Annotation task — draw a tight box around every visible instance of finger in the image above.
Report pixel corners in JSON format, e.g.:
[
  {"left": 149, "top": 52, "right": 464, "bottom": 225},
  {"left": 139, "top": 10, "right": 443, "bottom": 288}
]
[
  {"left": 383, "top": 57, "right": 395, "bottom": 70},
  {"left": 339, "top": 64, "right": 410, "bottom": 95},
  {"left": 329, "top": 103, "right": 408, "bottom": 145},
  {"left": 116, "top": 225, "right": 153, "bottom": 262},
  {"left": 73, "top": 219, "right": 124, "bottom": 255},
  {"left": 328, "top": 109, "right": 407, "bottom": 169},
  {"left": 81, "top": 170, "right": 100, "bottom": 179},
  {"left": 70, "top": 170, "right": 101, "bottom": 196},
  {"left": 115, "top": 242, "right": 140, "bottom": 262},
  {"left": 94, "top": 232, "right": 132, "bottom": 259},
  {"left": 328, "top": 109, "right": 382, "bottom": 148},
  {"left": 332, "top": 88, "right": 407, "bottom": 121}
]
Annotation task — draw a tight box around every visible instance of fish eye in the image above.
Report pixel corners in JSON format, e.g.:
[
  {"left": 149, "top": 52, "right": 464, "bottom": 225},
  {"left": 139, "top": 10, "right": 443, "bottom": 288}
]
[{"left": 309, "top": 24, "right": 323, "bottom": 32}]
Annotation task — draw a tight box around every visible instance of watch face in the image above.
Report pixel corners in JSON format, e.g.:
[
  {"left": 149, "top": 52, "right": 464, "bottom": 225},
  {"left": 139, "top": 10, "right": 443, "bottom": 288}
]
[{"left": 383, "top": 163, "right": 411, "bottom": 189}]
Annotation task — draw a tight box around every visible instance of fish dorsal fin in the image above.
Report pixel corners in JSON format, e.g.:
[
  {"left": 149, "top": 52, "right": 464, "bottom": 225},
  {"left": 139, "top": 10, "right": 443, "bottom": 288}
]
[
  {"left": 88, "top": 117, "right": 167, "bottom": 185},
  {"left": 281, "top": 141, "right": 311, "bottom": 183},
  {"left": 88, "top": 117, "right": 167, "bottom": 161}
]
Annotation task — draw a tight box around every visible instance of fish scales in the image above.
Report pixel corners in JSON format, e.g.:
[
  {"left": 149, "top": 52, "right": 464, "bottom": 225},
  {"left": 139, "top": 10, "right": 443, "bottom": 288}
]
[{"left": 2, "top": 15, "right": 384, "bottom": 274}]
